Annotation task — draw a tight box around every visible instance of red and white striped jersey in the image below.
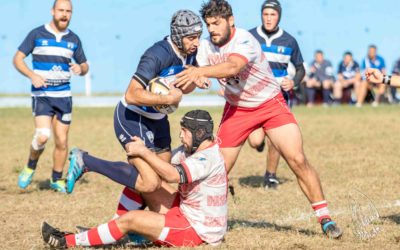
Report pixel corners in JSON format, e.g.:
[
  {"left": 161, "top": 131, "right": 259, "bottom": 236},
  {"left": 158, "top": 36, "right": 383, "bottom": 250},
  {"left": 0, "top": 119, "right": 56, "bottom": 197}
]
[
  {"left": 197, "top": 28, "right": 281, "bottom": 108},
  {"left": 171, "top": 143, "right": 227, "bottom": 245}
]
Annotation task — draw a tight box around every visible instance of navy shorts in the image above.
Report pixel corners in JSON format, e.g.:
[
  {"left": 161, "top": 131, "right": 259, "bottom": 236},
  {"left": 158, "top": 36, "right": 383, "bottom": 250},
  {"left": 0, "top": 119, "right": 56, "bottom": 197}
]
[
  {"left": 114, "top": 102, "right": 171, "bottom": 153},
  {"left": 32, "top": 96, "right": 73, "bottom": 125}
]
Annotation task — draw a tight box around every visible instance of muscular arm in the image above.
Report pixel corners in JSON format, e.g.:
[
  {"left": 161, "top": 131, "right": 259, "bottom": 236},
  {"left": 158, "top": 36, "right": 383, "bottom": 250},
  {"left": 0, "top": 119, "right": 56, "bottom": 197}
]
[
  {"left": 13, "top": 51, "right": 34, "bottom": 78},
  {"left": 124, "top": 78, "right": 177, "bottom": 106},
  {"left": 292, "top": 63, "right": 306, "bottom": 88},
  {"left": 175, "top": 55, "right": 247, "bottom": 87},
  {"left": 125, "top": 139, "right": 180, "bottom": 183}
]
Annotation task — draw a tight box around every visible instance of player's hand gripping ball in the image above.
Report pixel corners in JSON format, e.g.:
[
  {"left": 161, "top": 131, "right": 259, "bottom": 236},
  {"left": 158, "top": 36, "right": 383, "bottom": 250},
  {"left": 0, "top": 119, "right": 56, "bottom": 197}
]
[{"left": 148, "top": 76, "right": 178, "bottom": 114}]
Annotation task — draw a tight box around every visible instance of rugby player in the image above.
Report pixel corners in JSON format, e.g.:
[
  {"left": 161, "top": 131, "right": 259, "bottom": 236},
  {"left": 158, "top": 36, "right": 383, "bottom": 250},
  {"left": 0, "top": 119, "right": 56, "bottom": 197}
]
[
  {"left": 65, "top": 10, "right": 206, "bottom": 197},
  {"left": 247, "top": 0, "right": 306, "bottom": 189},
  {"left": 175, "top": 0, "right": 342, "bottom": 238},
  {"left": 41, "top": 110, "right": 227, "bottom": 248},
  {"left": 13, "top": 0, "right": 88, "bottom": 192}
]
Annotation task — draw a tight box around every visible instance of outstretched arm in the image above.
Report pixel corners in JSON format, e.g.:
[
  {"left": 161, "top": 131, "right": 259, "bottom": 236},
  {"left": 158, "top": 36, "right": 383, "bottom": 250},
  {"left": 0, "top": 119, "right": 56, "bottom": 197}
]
[
  {"left": 365, "top": 68, "right": 400, "bottom": 87},
  {"left": 174, "top": 55, "right": 247, "bottom": 89}
]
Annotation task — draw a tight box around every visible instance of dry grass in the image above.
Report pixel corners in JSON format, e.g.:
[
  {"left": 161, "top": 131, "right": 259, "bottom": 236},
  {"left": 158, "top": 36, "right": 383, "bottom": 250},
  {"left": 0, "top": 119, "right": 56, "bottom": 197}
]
[{"left": 0, "top": 105, "right": 399, "bottom": 250}]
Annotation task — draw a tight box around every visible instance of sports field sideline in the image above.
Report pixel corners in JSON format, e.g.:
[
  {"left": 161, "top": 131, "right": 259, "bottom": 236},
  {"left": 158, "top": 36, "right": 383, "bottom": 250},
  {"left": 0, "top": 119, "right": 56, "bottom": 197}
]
[{"left": 1, "top": 105, "right": 399, "bottom": 249}]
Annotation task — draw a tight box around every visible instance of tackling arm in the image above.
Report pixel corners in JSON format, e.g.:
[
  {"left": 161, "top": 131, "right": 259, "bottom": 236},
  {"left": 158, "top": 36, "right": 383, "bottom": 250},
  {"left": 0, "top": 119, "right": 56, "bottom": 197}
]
[{"left": 125, "top": 136, "right": 181, "bottom": 183}]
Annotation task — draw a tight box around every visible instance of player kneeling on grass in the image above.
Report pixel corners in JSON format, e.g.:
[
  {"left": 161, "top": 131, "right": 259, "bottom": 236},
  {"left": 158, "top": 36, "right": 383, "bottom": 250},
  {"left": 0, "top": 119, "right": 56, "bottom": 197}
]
[{"left": 41, "top": 110, "right": 228, "bottom": 248}]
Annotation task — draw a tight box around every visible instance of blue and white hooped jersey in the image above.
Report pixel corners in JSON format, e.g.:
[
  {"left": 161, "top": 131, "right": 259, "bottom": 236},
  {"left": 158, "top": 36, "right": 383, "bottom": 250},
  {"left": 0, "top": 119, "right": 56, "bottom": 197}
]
[
  {"left": 121, "top": 36, "right": 197, "bottom": 120},
  {"left": 361, "top": 55, "right": 385, "bottom": 71},
  {"left": 338, "top": 61, "right": 360, "bottom": 80},
  {"left": 18, "top": 24, "right": 87, "bottom": 97},
  {"left": 249, "top": 26, "right": 303, "bottom": 84}
]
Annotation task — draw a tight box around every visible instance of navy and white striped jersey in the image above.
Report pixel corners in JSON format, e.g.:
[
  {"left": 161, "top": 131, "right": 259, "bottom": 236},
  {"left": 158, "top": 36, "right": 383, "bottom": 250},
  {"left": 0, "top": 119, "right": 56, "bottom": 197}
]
[
  {"left": 122, "top": 36, "right": 197, "bottom": 119},
  {"left": 338, "top": 61, "right": 360, "bottom": 80},
  {"left": 18, "top": 24, "right": 87, "bottom": 97},
  {"left": 249, "top": 26, "right": 303, "bottom": 84}
]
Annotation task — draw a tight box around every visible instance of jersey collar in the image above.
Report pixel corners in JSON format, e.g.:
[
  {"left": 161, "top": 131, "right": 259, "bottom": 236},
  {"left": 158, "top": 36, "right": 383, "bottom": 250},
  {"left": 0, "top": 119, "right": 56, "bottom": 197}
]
[
  {"left": 167, "top": 36, "right": 187, "bottom": 65},
  {"left": 45, "top": 23, "right": 70, "bottom": 42},
  {"left": 256, "top": 25, "right": 283, "bottom": 47}
]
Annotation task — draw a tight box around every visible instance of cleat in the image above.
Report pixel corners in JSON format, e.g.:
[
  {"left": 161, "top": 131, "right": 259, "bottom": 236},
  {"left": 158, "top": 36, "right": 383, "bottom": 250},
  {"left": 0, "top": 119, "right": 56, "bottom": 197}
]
[
  {"left": 321, "top": 219, "right": 343, "bottom": 239},
  {"left": 18, "top": 166, "right": 35, "bottom": 189},
  {"left": 50, "top": 179, "right": 66, "bottom": 193},
  {"left": 41, "top": 221, "right": 68, "bottom": 249},
  {"left": 264, "top": 173, "right": 279, "bottom": 190},
  {"left": 66, "top": 148, "right": 86, "bottom": 194},
  {"left": 256, "top": 140, "right": 265, "bottom": 152}
]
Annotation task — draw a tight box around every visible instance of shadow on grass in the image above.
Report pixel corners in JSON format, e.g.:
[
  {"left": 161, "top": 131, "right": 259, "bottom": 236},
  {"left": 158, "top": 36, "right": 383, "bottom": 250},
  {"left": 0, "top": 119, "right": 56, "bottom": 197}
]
[
  {"left": 228, "top": 219, "right": 317, "bottom": 236},
  {"left": 382, "top": 214, "right": 400, "bottom": 225},
  {"left": 239, "top": 175, "right": 293, "bottom": 188},
  {"left": 37, "top": 179, "right": 52, "bottom": 190}
]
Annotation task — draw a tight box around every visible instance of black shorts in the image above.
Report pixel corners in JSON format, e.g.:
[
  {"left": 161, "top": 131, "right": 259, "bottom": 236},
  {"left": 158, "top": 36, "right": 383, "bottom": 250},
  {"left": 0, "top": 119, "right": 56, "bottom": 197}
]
[
  {"left": 32, "top": 96, "right": 73, "bottom": 125},
  {"left": 113, "top": 101, "right": 171, "bottom": 153}
]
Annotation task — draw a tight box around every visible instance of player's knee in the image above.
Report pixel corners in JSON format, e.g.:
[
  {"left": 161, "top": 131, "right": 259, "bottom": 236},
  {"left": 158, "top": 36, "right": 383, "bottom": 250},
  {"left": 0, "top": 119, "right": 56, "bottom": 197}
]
[
  {"left": 248, "top": 137, "right": 262, "bottom": 148},
  {"left": 288, "top": 153, "right": 307, "bottom": 171},
  {"left": 142, "top": 177, "right": 161, "bottom": 193},
  {"left": 55, "top": 136, "right": 68, "bottom": 150},
  {"left": 31, "top": 128, "right": 51, "bottom": 150}
]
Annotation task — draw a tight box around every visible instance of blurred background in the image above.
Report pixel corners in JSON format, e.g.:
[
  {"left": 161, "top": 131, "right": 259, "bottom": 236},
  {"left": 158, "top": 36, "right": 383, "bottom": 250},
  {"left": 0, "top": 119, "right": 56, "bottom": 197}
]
[{"left": 1, "top": 0, "right": 399, "bottom": 94}]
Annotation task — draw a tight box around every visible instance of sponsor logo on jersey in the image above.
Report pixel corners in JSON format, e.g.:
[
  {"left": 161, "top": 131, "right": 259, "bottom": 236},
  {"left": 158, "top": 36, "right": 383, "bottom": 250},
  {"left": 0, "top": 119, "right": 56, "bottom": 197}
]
[
  {"left": 278, "top": 46, "right": 285, "bottom": 54},
  {"left": 42, "top": 40, "right": 48, "bottom": 46},
  {"left": 119, "top": 134, "right": 127, "bottom": 143},
  {"left": 146, "top": 131, "right": 154, "bottom": 143},
  {"left": 51, "top": 65, "right": 63, "bottom": 72},
  {"left": 67, "top": 42, "right": 74, "bottom": 49}
]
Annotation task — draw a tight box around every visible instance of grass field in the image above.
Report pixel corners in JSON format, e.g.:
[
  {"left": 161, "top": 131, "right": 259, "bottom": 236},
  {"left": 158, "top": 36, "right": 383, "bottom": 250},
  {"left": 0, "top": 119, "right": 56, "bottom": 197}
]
[{"left": 1, "top": 105, "right": 399, "bottom": 250}]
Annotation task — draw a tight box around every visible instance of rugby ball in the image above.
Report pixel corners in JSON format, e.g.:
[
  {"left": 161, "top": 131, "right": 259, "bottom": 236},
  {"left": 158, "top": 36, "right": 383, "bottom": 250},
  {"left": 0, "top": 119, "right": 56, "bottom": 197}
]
[{"left": 148, "top": 76, "right": 178, "bottom": 114}]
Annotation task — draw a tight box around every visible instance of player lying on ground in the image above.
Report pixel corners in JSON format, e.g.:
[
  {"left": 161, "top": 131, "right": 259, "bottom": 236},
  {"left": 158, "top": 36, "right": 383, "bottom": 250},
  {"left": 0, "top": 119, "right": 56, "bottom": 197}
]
[
  {"left": 365, "top": 68, "right": 400, "bottom": 87},
  {"left": 42, "top": 110, "right": 228, "bottom": 248},
  {"left": 65, "top": 10, "right": 208, "bottom": 196},
  {"left": 174, "top": 0, "right": 342, "bottom": 239}
]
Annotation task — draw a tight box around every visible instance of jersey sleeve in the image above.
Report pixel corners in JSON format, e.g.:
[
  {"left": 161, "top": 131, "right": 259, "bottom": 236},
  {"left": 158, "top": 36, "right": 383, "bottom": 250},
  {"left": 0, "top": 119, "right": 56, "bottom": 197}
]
[
  {"left": 73, "top": 37, "right": 87, "bottom": 64},
  {"left": 380, "top": 57, "right": 386, "bottom": 69},
  {"left": 171, "top": 145, "right": 187, "bottom": 165},
  {"left": 289, "top": 39, "right": 304, "bottom": 66},
  {"left": 229, "top": 32, "right": 258, "bottom": 64},
  {"left": 354, "top": 61, "right": 360, "bottom": 72},
  {"left": 361, "top": 59, "right": 366, "bottom": 70},
  {"left": 337, "top": 62, "right": 343, "bottom": 74},
  {"left": 196, "top": 39, "right": 211, "bottom": 67},
  {"left": 176, "top": 153, "right": 214, "bottom": 184},
  {"left": 18, "top": 29, "right": 36, "bottom": 56},
  {"left": 132, "top": 44, "right": 166, "bottom": 88}
]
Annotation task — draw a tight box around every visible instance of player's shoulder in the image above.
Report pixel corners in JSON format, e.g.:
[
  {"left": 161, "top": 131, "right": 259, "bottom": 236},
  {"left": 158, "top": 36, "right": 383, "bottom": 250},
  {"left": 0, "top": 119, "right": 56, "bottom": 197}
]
[
  {"left": 248, "top": 26, "right": 258, "bottom": 36},
  {"left": 144, "top": 38, "right": 173, "bottom": 59},
  {"left": 280, "top": 29, "right": 297, "bottom": 42},
  {"left": 26, "top": 25, "right": 46, "bottom": 36},
  {"left": 377, "top": 55, "right": 385, "bottom": 62}
]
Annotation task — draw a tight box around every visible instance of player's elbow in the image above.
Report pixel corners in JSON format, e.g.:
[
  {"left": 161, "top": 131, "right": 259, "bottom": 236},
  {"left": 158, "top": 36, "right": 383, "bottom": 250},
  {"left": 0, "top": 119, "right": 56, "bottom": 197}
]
[{"left": 124, "top": 90, "right": 139, "bottom": 106}]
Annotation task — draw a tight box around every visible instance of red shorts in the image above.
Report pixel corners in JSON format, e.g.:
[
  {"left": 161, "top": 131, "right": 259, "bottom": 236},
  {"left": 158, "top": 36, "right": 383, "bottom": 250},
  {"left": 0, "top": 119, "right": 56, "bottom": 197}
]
[
  {"left": 217, "top": 92, "right": 297, "bottom": 148},
  {"left": 154, "top": 195, "right": 203, "bottom": 247}
]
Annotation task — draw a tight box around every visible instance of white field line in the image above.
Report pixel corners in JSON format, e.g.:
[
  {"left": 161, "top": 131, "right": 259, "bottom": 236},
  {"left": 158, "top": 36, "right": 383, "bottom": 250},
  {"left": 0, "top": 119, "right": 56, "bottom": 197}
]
[{"left": 275, "top": 200, "right": 400, "bottom": 224}]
